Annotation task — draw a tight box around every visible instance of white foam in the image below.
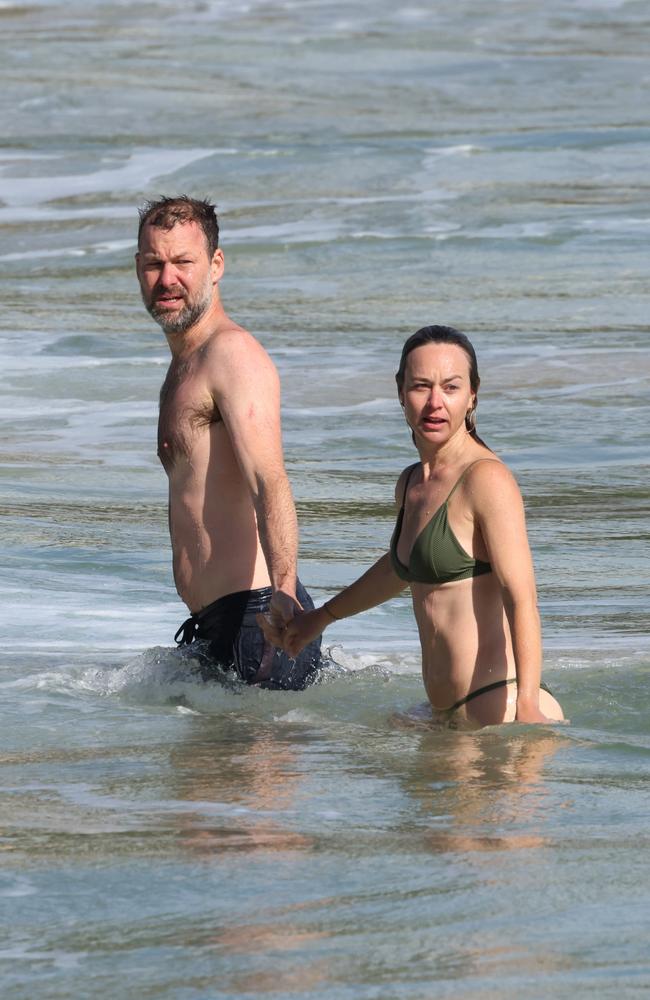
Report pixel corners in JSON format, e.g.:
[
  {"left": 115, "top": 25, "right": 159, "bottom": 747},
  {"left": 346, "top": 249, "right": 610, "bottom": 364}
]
[
  {"left": 0, "top": 204, "right": 134, "bottom": 225},
  {"left": 0, "top": 396, "right": 155, "bottom": 421},
  {"left": 0, "top": 147, "right": 227, "bottom": 208},
  {"left": 424, "top": 144, "right": 481, "bottom": 158},
  {"left": 469, "top": 221, "right": 555, "bottom": 240},
  {"left": 0, "top": 876, "right": 38, "bottom": 899},
  {"left": 284, "top": 397, "right": 392, "bottom": 418},
  {"left": 577, "top": 216, "right": 650, "bottom": 234},
  {"left": 0, "top": 643, "right": 422, "bottom": 713},
  {"left": 320, "top": 189, "right": 453, "bottom": 207},
  {"left": 0, "top": 238, "right": 135, "bottom": 263},
  {"left": 230, "top": 218, "right": 345, "bottom": 244}
]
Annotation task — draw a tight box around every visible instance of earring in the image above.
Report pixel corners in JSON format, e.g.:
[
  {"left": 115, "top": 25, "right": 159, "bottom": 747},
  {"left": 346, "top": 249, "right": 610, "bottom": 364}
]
[{"left": 465, "top": 406, "right": 477, "bottom": 432}]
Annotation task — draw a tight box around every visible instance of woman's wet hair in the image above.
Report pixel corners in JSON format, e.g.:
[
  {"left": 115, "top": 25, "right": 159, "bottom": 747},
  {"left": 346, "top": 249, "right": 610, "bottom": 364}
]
[{"left": 395, "top": 325, "right": 489, "bottom": 448}]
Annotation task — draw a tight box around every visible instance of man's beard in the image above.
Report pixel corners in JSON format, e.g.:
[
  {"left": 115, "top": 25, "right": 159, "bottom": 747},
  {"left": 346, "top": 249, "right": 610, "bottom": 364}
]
[{"left": 145, "top": 281, "right": 212, "bottom": 336}]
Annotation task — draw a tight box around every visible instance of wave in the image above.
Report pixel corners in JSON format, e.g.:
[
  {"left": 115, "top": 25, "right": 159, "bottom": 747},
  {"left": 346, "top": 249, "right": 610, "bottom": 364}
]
[{"left": 0, "top": 148, "right": 225, "bottom": 208}]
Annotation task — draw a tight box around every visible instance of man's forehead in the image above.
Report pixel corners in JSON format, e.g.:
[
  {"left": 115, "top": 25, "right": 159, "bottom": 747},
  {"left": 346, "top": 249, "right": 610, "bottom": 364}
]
[{"left": 139, "top": 219, "right": 206, "bottom": 252}]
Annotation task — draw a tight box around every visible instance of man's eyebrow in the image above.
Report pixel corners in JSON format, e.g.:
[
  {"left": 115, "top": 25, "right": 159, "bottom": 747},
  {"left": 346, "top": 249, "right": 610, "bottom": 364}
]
[
  {"left": 140, "top": 249, "right": 196, "bottom": 259},
  {"left": 409, "top": 372, "right": 464, "bottom": 381}
]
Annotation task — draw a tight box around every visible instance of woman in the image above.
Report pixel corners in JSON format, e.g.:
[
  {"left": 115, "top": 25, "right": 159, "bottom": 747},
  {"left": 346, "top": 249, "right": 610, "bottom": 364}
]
[{"left": 261, "top": 325, "right": 564, "bottom": 727}]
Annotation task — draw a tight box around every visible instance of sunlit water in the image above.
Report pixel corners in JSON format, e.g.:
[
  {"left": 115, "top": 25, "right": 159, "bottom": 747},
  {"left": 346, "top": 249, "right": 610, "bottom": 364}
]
[{"left": 1, "top": 1, "right": 649, "bottom": 997}]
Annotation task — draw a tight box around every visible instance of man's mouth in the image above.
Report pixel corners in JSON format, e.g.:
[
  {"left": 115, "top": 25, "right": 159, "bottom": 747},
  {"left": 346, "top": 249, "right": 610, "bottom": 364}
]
[{"left": 154, "top": 294, "right": 184, "bottom": 308}]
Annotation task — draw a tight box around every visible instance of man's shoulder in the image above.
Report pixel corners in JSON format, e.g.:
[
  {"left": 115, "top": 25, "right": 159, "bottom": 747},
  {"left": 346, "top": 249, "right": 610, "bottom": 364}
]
[
  {"left": 199, "top": 318, "right": 279, "bottom": 392},
  {"left": 204, "top": 318, "right": 272, "bottom": 364}
]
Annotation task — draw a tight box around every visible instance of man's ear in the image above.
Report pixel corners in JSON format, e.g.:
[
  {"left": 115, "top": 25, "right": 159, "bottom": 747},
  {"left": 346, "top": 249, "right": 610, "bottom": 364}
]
[{"left": 211, "top": 248, "right": 225, "bottom": 282}]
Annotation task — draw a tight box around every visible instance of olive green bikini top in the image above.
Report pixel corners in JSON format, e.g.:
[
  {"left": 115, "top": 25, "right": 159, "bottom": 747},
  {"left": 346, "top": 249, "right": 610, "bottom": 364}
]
[{"left": 390, "top": 459, "right": 495, "bottom": 585}]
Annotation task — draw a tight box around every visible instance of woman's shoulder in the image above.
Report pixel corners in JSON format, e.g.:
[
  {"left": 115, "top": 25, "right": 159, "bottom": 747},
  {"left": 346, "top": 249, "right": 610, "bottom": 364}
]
[
  {"left": 394, "top": 462, "right": 420, "bottom": 505},
  {"left": 460, "top": 454, "right": 522, "bottom": 507}
]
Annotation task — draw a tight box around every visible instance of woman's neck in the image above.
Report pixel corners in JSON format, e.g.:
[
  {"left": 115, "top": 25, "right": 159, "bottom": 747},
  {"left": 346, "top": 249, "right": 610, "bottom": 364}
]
[{"left": 416, "top": 431, "right": 478, "bottom": 478}]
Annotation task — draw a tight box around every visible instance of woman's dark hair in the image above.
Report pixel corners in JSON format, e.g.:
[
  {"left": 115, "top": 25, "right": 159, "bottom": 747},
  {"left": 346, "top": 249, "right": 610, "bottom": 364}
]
[{"left": 395, "top": 325, "right": 489, "bottom": 448}]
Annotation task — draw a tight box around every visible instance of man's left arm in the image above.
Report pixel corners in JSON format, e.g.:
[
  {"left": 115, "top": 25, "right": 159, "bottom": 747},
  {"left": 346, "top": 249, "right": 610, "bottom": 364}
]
[
  {"left": 252, "top": 459, "right": 300, "bottom": 625},
  {"left": 213, "top": 331, "right": 300, "bottom": 624}
]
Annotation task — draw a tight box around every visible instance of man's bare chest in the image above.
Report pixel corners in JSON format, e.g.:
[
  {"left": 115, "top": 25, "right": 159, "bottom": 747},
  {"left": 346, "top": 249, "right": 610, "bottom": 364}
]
[{"left": 158, "top": 365, "right": 221, "bottom": 470}]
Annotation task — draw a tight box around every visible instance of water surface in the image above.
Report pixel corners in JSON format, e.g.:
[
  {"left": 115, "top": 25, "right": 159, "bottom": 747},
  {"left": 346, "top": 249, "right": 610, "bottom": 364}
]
[{"left": 1, "top": 1, "right": 649, "bottom": 997}]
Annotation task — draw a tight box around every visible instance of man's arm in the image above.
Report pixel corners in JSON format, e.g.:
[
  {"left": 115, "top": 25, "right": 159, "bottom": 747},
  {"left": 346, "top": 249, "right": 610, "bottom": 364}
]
[
  {"left": 253, "top": 467, "right": 300, "bottom": 624},
  {"left": 260, "top": 467, "right": 412, "bottom": 652},
  {"left": 211, "top": 328, "right": 299, "bottom": 621}
]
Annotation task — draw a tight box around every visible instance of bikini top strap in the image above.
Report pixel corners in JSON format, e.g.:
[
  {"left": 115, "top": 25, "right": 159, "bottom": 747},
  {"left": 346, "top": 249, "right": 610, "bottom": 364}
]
[
  {"left": 399, "top": 463, "right": 420, "bottom": 507},
  {"left": 445, "top": 458, "right": 500, "bottom": 502}
]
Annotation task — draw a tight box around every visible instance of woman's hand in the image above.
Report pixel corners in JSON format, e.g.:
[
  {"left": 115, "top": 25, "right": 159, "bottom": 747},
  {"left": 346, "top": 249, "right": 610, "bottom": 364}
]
[
  {"left": 258, "top": 606, "right": 329, "bottom": 657},
  {"left": 257, "top": 552, "right": 406, "bottom": 658},
  {"left": 515, "top": 694, "right": 553, "bottom": 724}
]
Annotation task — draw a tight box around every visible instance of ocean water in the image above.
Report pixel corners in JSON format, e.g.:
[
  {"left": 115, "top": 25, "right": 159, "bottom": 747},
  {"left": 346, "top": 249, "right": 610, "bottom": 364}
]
[{"left": 1, "top": 0, "right": 650, "bottom": 997}]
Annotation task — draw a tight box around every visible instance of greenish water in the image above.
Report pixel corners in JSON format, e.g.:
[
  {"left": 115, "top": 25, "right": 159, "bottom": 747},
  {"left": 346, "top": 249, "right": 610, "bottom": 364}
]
[{"left": 1, "top": 1, "right": 649, "bottom": 997}]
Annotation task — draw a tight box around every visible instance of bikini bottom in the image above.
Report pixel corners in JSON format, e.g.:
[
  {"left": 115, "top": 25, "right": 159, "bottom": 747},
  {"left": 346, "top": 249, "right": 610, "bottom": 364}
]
[{"left": 446, "top": 677, "right": 553, "bottom": 714}]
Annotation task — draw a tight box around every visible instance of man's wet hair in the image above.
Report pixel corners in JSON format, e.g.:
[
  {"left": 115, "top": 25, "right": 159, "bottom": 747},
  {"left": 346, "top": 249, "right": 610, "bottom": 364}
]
[{"left": 137, "top": 195, "right": 219, "bottom": 257}]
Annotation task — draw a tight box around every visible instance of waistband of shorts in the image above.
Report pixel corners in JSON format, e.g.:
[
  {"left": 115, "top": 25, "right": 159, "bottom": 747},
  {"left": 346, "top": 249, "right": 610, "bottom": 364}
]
[
  {"left": 175, "top": 586, "right": 273, "bottom": 646},
  {"left": 195, "top": 586, "right": 273, "bottom": 622}
]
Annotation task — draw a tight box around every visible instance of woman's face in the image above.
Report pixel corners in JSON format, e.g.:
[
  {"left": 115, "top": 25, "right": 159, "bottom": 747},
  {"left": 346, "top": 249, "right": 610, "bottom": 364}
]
[{"left": 399, "top": 343, "right": 475, "bottom": 448}]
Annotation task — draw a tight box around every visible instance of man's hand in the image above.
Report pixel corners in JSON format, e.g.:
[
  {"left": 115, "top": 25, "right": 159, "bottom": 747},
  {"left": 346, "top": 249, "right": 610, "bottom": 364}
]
[
  {"left": 268, "top": 590, "right": 302, "bottom": 628},
  {"left": 256, "top": 592, "right": 300, "bottom": 651},
  {"left": 259, "top": 606, "right": 327, "bottom": 658}
]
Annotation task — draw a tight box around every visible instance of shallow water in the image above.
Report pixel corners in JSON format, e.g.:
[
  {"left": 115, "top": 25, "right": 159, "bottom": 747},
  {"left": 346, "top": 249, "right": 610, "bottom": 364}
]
[{"left": 1, "top": 0, "right": 650, "bottom": 997}]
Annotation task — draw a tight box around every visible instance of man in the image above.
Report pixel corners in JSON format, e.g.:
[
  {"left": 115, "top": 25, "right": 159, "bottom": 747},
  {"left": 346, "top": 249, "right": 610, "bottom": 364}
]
[{"left": 135, "top": 195, "right": 321, "bottom": 689}]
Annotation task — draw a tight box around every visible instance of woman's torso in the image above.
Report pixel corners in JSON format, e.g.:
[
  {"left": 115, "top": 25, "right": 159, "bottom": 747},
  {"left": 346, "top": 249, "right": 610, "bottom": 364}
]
[{"left": 391, "top": 454, "right": 516, "bottom": 710}]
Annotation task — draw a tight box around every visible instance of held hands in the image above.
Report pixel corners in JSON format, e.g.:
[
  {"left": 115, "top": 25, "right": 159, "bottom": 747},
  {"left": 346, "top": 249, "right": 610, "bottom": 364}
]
[
  {"left": 258, "top": 605, "right": 329, "bottom": 658},
  {"left": 268, "top": 589, "right": 302, "bottom": 629},
  {"left": 256, "top": 589, "right": 302, "bottom": 651}
]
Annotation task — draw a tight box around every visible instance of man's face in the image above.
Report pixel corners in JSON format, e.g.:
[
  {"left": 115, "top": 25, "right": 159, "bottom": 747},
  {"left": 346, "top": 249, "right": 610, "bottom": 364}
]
[{"left": 135, "top": 221, "right": 222, "bottom": 336}]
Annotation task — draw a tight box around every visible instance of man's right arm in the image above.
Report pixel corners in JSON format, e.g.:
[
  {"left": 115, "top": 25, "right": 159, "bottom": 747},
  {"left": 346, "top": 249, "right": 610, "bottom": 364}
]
[{"left": 210, "top": 329, "right": 300, "bottom": 619}]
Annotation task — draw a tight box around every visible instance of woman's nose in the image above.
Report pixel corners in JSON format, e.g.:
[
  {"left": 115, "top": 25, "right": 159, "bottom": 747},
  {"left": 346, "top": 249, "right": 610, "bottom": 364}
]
[{"left": 426, "top": 387, "right": 443, "bottom": 409}]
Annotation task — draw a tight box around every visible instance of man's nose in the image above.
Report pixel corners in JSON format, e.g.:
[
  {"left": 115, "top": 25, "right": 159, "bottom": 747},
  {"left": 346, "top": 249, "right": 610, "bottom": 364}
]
[{"left": 158, "top": 262, "right": 178, "bottom": 286}]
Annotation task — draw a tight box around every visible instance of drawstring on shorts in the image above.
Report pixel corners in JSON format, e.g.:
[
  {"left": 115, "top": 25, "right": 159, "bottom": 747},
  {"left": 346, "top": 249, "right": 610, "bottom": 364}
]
[{"left": 174, "top": 615, "right": 199, "bottom": 646}]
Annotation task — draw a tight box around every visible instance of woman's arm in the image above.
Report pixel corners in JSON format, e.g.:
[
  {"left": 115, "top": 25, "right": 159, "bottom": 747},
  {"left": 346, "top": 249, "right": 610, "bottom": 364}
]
[
  {"left": 259, "top": 552, "right": 407, "bottom": 657},
  {"left": 325, "top": 551, "right": 408, "bottom": 619},
  {"left": 260, "top": 467, "right": 413, "bottom": 657},
  {"left": 471, "top": 462, "right": 551, "bottom": 723}
]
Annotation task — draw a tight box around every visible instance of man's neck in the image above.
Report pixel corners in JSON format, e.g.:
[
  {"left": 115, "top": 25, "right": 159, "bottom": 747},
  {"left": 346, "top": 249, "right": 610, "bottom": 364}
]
[{"left": 165, "top": 298, "right": 228, "bottom": 360}]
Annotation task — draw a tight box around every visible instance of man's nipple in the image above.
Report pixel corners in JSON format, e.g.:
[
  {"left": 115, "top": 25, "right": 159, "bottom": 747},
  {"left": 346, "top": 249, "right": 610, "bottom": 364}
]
[{"left": 158, "top": 439, "right": 172, "bottom": 463}]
